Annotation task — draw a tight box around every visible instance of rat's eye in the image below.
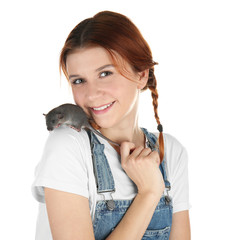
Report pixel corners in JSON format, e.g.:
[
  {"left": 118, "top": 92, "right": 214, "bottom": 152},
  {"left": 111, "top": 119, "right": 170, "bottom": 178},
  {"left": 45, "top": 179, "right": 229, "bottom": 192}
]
[{"left": 52, "top": 120, "right": 55, "bottom": 124}]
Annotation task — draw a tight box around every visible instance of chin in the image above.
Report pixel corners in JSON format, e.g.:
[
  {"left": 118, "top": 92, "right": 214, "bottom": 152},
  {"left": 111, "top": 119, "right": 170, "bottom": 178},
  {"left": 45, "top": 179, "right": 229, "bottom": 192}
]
[{"left": 94, "top": 118, "right": 117, "bottom": 130}]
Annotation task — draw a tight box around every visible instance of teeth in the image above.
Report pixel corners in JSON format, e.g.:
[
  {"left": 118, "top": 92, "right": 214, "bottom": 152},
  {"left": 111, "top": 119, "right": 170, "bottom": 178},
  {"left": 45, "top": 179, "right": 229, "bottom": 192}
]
[{"left": 93, "top": 102, "right": 113, "bottom": 111}]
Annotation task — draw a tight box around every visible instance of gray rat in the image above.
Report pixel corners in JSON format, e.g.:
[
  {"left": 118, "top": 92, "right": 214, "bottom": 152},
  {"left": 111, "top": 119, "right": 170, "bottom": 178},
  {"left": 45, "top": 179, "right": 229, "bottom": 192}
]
[{"left": 43, "top": 103, "right": 120, "bottom": 147}]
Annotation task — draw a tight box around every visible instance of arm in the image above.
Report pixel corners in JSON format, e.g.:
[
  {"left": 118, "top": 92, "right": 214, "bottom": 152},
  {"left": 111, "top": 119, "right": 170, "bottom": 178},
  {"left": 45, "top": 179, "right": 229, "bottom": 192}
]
[
  {"left": 107, "top": 142, "right": 164, "bottom": 239},
  {"left": 106, "top": 192, "right": 161, "bottom": 240},
  {"left": 45, "top": 188, "right": 161, "bottom": 240},
  {"left": 44, "top": 188, "right": 95, "bottom": 240},
  {"left": 165, "top": 135, "right": 191, "bottom": 239},
  {"left": 169, "top": 210, "right": 191, "bottom": 240},
  {"left": 44, "top": 142, "right": 164, "bottom": 240}
]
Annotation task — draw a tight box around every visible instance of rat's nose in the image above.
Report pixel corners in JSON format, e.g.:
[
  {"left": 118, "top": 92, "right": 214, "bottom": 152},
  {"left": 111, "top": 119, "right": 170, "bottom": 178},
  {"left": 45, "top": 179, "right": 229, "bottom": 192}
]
[{"left": 47, "top": 127, "right": 53, "bottom": 131}]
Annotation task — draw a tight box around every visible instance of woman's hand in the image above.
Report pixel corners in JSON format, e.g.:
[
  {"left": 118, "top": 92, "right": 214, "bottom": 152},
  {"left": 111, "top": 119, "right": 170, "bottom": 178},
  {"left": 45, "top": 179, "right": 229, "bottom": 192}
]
[{"left": 120, "top": 142, "right": 165, "bottom": 197}]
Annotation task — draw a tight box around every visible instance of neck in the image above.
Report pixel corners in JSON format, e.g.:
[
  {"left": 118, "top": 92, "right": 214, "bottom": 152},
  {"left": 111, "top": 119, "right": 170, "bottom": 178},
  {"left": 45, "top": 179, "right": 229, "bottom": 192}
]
[{"left": 99, "top": 114, "right": 145, "bottom": 148}]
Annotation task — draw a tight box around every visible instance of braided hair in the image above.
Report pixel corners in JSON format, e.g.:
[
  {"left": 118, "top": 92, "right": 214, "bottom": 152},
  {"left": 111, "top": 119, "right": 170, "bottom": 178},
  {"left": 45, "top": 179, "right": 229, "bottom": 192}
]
[
  {"left": 59, "top": 11, "right": 165, "bottom": 162},
  {"left": 146, "top": 67, "right": 164, "bottom": 162}
]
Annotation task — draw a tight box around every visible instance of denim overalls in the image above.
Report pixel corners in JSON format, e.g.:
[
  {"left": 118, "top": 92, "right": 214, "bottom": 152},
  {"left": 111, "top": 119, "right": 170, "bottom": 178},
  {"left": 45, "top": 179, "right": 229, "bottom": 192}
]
[{"left": 87, "top": 128, "right": 173, "bottom": 240}]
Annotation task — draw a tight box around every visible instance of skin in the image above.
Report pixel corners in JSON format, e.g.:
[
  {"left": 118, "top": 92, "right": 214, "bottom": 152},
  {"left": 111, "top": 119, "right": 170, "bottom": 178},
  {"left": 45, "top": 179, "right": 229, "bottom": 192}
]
[
  {"left": 45, "top": 46, "right": 191, "bottom": 239},
  {"left": 66, "top": 47, "right": 147, "bottom": 148}
]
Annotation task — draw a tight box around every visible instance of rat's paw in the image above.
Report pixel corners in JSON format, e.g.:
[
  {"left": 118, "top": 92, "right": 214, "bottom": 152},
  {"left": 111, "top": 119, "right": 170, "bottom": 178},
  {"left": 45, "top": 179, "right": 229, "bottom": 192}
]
[{"left": 68, "top": 125, "right": 81, "bottom": 132}]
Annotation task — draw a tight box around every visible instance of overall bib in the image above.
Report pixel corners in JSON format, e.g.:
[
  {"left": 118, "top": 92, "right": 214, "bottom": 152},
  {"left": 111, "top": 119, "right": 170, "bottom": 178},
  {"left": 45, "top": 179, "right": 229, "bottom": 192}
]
[{"left": 87, "top": 128, "right": 173, "bottom": 240}]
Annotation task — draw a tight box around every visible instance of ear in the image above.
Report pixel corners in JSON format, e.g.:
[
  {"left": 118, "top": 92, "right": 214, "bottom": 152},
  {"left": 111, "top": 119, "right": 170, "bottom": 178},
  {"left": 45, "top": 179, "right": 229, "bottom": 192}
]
[
  {"left": 137, "top": 69, "right": 149, "bottom": 90},
  {"left": 43, "top": 113, "right": 47, "bottom": 117},
  {"left": 58, "top": 113, "right": 64, "bottom": 119}
]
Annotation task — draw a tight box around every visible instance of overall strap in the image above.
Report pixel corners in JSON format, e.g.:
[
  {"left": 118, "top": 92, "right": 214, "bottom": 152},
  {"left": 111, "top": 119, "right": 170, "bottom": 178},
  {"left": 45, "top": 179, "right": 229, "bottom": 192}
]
[
  {"left": 86, "top": 129, "right": 115, "bottom": 193},
  {"left": 86, "top": 129, "right": 116, "bottom": 210}
]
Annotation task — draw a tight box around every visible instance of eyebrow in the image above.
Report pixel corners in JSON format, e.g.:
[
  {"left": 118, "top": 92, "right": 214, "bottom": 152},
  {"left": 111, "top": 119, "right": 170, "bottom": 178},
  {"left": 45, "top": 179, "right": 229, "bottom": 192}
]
[{"left": 68, "top": 64, "right": 115, "bottom": 80}]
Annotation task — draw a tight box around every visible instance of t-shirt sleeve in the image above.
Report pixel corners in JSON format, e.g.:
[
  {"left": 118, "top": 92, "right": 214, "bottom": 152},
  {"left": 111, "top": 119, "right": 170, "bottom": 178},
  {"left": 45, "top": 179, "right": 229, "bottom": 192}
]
[
  {"left": 164, "top": 133, "right": 191, "bottom": 213},
  {"left": 31, "top": 127, "right": 89, "bottom": 203}
]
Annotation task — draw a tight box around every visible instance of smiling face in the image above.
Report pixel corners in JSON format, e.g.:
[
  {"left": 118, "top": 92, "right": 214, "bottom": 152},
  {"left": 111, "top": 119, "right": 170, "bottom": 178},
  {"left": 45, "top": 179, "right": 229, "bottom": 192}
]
[{"left": 66, "top": 46, "right": 148, "bottom": 130}]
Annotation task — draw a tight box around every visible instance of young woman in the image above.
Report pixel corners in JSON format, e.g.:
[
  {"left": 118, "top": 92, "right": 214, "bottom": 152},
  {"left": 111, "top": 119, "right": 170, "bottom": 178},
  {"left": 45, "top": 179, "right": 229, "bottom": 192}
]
[{"left": 32, "top": 11, "right": 191, "bottom": 240}]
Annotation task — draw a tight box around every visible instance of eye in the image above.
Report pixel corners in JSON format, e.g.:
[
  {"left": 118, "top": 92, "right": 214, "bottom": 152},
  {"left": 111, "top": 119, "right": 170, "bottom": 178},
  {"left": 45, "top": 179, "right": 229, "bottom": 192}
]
[
  {"left": 72, "top": 78, "right": 85, "bottom": 85},
  {"left": 99, "top": 71, "right": 113, "bottom": 78},
  {"left": 52, "top": 120, "right": 55, "bottom": 124}
]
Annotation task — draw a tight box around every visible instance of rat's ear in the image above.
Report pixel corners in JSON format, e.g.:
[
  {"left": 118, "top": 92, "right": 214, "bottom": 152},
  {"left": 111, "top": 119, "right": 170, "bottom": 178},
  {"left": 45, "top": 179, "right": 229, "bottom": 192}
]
[
  {"left": 43, "top": 113, "right": 47, "bottom": 117},
  {"left": 58, "top": 113, "right": 64, "bottom": 119}
]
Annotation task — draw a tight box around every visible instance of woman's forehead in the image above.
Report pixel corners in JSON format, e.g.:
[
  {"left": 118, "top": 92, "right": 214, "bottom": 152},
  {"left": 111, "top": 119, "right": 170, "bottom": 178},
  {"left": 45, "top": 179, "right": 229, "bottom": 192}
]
[
  {"left": 66, "top": 46, "right": 134, "bottom": 75},
  {"left": 67, "top": 47, "right": 112, "bottom": 68}
]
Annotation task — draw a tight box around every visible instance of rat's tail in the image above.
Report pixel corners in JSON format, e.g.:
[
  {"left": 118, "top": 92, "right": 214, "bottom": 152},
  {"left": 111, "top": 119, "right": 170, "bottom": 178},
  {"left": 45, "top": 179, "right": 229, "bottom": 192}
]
[{"left": 88, "top": 126, "right": 120, "bottom": 147}]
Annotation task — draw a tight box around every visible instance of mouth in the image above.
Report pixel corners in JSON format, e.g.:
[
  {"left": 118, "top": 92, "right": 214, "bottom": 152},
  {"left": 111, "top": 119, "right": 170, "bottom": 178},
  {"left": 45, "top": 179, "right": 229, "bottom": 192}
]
[{"left": 91, "top": 101, "right": 115, "bottom": 114}]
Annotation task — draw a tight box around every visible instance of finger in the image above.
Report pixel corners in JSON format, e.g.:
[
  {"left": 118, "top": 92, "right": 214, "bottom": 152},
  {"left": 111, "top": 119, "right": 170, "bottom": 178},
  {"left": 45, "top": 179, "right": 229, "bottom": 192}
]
[
  {"left": 150, "top": 151, "right": 161, "bottom": 166},
  {"left": 128, "top": 146, "right": 145, "bottom": 159},
  {"left": 137, "top": 147, "right": 152, "bottom": 158},
  {"left": 120, "top": 142, "right": 136, "bottom": 164}
]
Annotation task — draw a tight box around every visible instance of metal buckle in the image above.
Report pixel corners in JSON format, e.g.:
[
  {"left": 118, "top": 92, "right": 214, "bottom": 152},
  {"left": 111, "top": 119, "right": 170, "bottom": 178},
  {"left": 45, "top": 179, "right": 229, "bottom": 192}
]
[
  {"left": 106, "top": 199, "right": 115, "bottom": 211},
  {"left": 165, "top": 186, "right": 171, "bottom": 205},
  {"left": 101, "top": 191, "right": 116, "bottom": 211}
]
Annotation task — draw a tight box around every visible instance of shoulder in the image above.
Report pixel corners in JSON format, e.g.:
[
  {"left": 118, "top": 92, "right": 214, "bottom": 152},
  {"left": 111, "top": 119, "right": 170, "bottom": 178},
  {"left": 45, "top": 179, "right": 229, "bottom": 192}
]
[
  {"left": 163, "top": 132, "right": 188, "bottom": 164},
  {"left": 163, "top": 132, "right": 187, "bottom": 155},
  {"left": 152, "top": 131, "right": 188, "bottom": 172},
  {"left": 37, "top": 125, "right": 92, "bottom": 181},
  {"left": 45, "top": 125, "right": 90, "bottom": 145},
  {"left": 32, "top": 126, "right": 92, "bottom": 202},
  {"left": 44, "top": 125, "right": 91, "bottom": 155},
  {"left": 162, "top": 133, "right": 189, "bottom": 181},
  {"left": 162, "top": 133, "right": 191, "bottom": 212},
  {"left": 152, "top": 131, "right": 186, "bottom": 154}
]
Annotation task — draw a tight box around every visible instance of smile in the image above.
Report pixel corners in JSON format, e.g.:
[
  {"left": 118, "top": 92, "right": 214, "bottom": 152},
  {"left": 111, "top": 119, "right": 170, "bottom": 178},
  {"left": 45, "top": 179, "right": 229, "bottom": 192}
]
[
  {"left": 91, "top": 101, "right": 115, "bottom": 115},
  {"left": 92, "top": 101, "right": 114, "bottom": 111}
]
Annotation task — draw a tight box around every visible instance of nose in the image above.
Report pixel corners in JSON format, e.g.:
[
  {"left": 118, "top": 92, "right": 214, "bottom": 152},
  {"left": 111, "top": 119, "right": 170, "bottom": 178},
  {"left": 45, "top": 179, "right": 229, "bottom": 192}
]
[
  {"left": 47, "top": 127, "right": 53, "bottom": 131},
  {"left": 86, "top": 82, "right": 102, "bottom": 101}
]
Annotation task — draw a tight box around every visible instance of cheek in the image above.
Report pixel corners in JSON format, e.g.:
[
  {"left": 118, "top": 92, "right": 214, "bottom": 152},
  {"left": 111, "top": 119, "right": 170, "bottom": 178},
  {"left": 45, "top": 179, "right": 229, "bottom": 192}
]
[
  {"left": 117, "top": 81, "right": 138, "bottom": 99},
  {"left": 71, "top": 88, "right": 84, "bottom": 106},
  {"left": 71, "top": 87, "right": 91, "bottom": 116}
]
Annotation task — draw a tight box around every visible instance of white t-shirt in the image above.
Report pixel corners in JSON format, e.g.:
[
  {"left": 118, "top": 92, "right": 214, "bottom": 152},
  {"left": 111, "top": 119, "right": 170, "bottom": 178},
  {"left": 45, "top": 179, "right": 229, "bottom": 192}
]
[{"left": 31, "top": 125, "right": 191, "bottom": 239}]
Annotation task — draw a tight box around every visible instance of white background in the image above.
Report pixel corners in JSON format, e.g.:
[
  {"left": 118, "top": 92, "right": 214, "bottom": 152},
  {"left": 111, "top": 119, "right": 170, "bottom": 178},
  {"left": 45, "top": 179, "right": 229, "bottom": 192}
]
[{"left": 0, "top": 0, "right": 232, "bottom": 239}]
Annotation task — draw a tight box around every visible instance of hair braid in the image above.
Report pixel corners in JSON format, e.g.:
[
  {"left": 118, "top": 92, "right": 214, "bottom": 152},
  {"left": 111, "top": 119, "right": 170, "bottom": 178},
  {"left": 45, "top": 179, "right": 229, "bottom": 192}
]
[{"left": 148, "top": 68, "right": 164, "bottom": 163}]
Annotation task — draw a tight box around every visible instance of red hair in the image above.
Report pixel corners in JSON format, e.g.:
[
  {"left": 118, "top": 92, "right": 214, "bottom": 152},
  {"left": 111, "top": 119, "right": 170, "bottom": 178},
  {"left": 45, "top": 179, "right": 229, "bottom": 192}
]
[{"left": 59, "top": 11, "right": 165, "bottom": 162}]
